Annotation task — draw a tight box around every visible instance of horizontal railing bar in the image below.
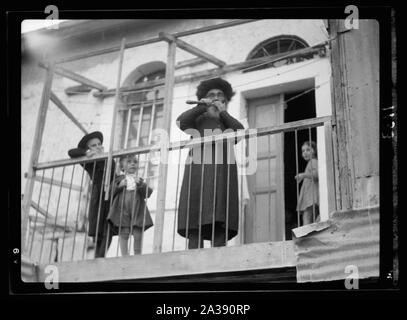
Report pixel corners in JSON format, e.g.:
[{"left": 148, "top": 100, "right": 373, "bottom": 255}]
[
  {"left": 253, "top": 186, "right": 277, "bottom": 195},
  {"left": 34, "top": 116, "right": 331, "bottom": 171},
  {"left": 34, "top": 145, "right": 162, "bottom": 170},
  {"left": 168, "top": 116, "right": 332, "bottom": 151},
  {"left": 257, "top": 152, "right": 278, "bottom": 161},
  {"left": 256, "top": 116, "right": 332, "bottom": 136},
  {"left": 118, "top": 99, "right": 164, "bottom": 111}
]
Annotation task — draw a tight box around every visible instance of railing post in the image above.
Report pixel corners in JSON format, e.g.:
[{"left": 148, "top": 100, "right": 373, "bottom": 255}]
[
  {"left": 324, "top": 120, "right": 336, "bottom": 216},
  {"left": 21, "top": 62, "right": 55, "bottom": 253},
  {"left": 153, "top": 40, "right": 176, "bottom": 253},
  {"left": 104, "top": 38, "right": 126, "bottom": 199}
]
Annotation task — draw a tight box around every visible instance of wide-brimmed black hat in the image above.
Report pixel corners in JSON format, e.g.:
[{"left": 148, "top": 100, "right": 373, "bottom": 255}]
[
  {"left": 77, "top": 131, "right": 103, "bottom": 150},
  {"left": 196, "top": 77, "right": 235, "bottom": 101}
]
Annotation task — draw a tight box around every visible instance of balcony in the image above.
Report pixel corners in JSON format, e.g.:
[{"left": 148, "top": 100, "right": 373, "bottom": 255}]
[{"left": 22, "top": 116, "right": 335, "bottom": 282}]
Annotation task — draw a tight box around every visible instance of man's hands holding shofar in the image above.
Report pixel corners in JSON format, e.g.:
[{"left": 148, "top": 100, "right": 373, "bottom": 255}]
[{"left": 200, "top": 98, "right": 227, "bottom": 112}]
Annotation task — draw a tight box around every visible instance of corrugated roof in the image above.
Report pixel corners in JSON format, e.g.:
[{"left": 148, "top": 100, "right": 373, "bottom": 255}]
[{"left": 292, "top": 206, "right": 379, "bottom": 283}]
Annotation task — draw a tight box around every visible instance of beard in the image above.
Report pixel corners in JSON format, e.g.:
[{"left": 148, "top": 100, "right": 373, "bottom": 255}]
[{"left": 206, "top": 106, "right": 220, "bottom": 118}]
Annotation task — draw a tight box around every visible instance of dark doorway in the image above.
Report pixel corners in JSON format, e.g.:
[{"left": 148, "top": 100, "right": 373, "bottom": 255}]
[{"left": 284, "top": 90, "right": 317, "bottom": 240}]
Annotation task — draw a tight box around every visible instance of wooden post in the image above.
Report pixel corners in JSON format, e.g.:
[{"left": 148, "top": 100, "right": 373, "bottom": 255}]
[
  {"left": 104, "top": 38, "right": 126, "bottom": 199},
  {"left": 328, "top": 20, "right": 354, "bottom": 210},
  {"left": 324, "top": 121, "right": 337, "bottom": 216},
  {"left": 21, "top": 62, "right": 55, "bottom": 253},
  {"left": 153, "top": 40, "right": 176, "bottom": 253},
  {"left": 159, "top": 32, "right": 225, "bottom": 67}
]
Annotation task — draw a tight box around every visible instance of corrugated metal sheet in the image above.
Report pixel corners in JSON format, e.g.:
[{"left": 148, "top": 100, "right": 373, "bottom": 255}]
[{"left": 292, "top": 206, "right": 379, "bottom": 283}]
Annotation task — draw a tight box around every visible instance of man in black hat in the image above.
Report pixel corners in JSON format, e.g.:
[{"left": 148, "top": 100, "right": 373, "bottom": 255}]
[
  {"left": 176, "top": 77, "right": 244, "bottom": 249},
  {"left": 68, "top": 131, "right": 115, "bottom": 258}
]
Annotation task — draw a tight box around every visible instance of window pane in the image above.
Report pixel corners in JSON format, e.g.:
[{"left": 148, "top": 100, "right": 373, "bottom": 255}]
[
  {"left": 154, "top": 104, "right": 164, "bottom": 130},
  {"left": 264, "top": 41, "right": 278, "bottom": 55},
  {"left": 120, "top": 110, "right": 129, "bottom": 149},
  {"left": 245, "top": 37, "right": 309, "bottom": 73},
  {"left": 127, "top": 107, "right": 140, "bottom": 148},
  {"left": 139, "top": 106, "right": 152, "bottom": 147}
]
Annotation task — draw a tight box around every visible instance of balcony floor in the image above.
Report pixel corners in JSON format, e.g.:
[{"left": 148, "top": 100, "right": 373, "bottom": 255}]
[{"left": 35, "top": 241, "right": 296, "bottom": 283}]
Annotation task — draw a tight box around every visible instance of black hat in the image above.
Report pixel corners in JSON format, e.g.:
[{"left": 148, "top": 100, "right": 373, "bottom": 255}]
[
  {"left": 196, "top": 77, "right": 235, "bottom": 101},
  {"left": 77, "top": 131, "right": 103, "bottom": 150}
]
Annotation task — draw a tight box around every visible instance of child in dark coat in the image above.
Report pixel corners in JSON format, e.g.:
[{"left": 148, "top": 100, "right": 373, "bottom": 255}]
[
  {"left": 107, "top": 154, "right": 153, "bottom": 255},
  {"left": 68, "top": 131, "right": 115, "bottom": 258}
]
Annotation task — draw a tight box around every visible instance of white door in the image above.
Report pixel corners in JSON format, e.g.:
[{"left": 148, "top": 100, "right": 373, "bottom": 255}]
[{"left": 245, "top": 94, "right": 285, "bottom": 243}]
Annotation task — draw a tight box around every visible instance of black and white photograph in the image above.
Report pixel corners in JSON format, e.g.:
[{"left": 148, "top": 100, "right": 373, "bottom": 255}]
[{"left": 6, "top": 5, "right": 400, "bottom": 303}]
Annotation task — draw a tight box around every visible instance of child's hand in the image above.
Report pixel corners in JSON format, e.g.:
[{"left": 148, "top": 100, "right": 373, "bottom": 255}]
[
  {"left": 295, "top": 173, "right": 305, "bottom": 182},
  {"left": 85, "top": 150, "right": 97, "bottom": 158},
  {"left": 118, "top": 179, "right": 127, "bottom": 188},
  {"left": 85, "top": 147, "right": 104, "bottom": 157}
]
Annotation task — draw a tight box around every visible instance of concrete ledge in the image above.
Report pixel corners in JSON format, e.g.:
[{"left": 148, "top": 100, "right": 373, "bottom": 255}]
[{"left": 36, "top": 241, "right": 296, "bottom": 282}]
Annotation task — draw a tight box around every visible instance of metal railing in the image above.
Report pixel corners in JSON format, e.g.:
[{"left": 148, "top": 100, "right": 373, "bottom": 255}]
[{"left": 23, "top": 115, "right": 334, "bottom": 264}]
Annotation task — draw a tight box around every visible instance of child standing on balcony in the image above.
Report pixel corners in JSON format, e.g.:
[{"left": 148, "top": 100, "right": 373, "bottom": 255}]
[
  {"left": 295, "top": 141, "right": 319, "bottom": 226},
  {"left": 68, "top": 131, "right": 115, "bottom": 258},
  {"left": 107, "top": 154, "right": 154, "bottom": 256}
]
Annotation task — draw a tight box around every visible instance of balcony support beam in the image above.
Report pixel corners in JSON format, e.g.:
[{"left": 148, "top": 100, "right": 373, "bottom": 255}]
[{"left": 159, "top": 32, "right": 226, "bottom": 67}]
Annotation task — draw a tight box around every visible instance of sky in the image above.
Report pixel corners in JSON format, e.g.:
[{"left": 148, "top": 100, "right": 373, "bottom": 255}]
[{"left": 21, "top": 20, "right": 68, "bottom": 34}]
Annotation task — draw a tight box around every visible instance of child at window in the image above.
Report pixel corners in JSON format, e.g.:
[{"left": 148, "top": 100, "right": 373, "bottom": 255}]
[
  {"left": 295, "top": 141, "right": 319, "bottom": 226},
  {"left": 107, "top": 154, "right": 153, "bottom": 256}
]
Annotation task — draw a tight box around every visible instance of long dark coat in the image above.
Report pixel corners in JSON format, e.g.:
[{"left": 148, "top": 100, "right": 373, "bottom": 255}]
[
  {"left": 176, "top": 104, "right": 244, "bottom": 241},
  {"left": 68, "top": 148, "right": 115, "bottom": 238},
  {"left": 107, "top": 175, "right": 154, "bottom": 234}
]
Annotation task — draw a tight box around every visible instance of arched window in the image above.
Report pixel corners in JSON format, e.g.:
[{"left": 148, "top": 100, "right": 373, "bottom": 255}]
[
  {"left": 135, "top": 69, "right": 165, "bottom": 84},
  {"left": 245, "top": 35, "right": 310, "bottom": 72},
  {"left": 122, "top": 61, "right": 166, "bottom": 103},
  {"left": 120, "top": 62, "right": 166, "bottom": 147}
]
